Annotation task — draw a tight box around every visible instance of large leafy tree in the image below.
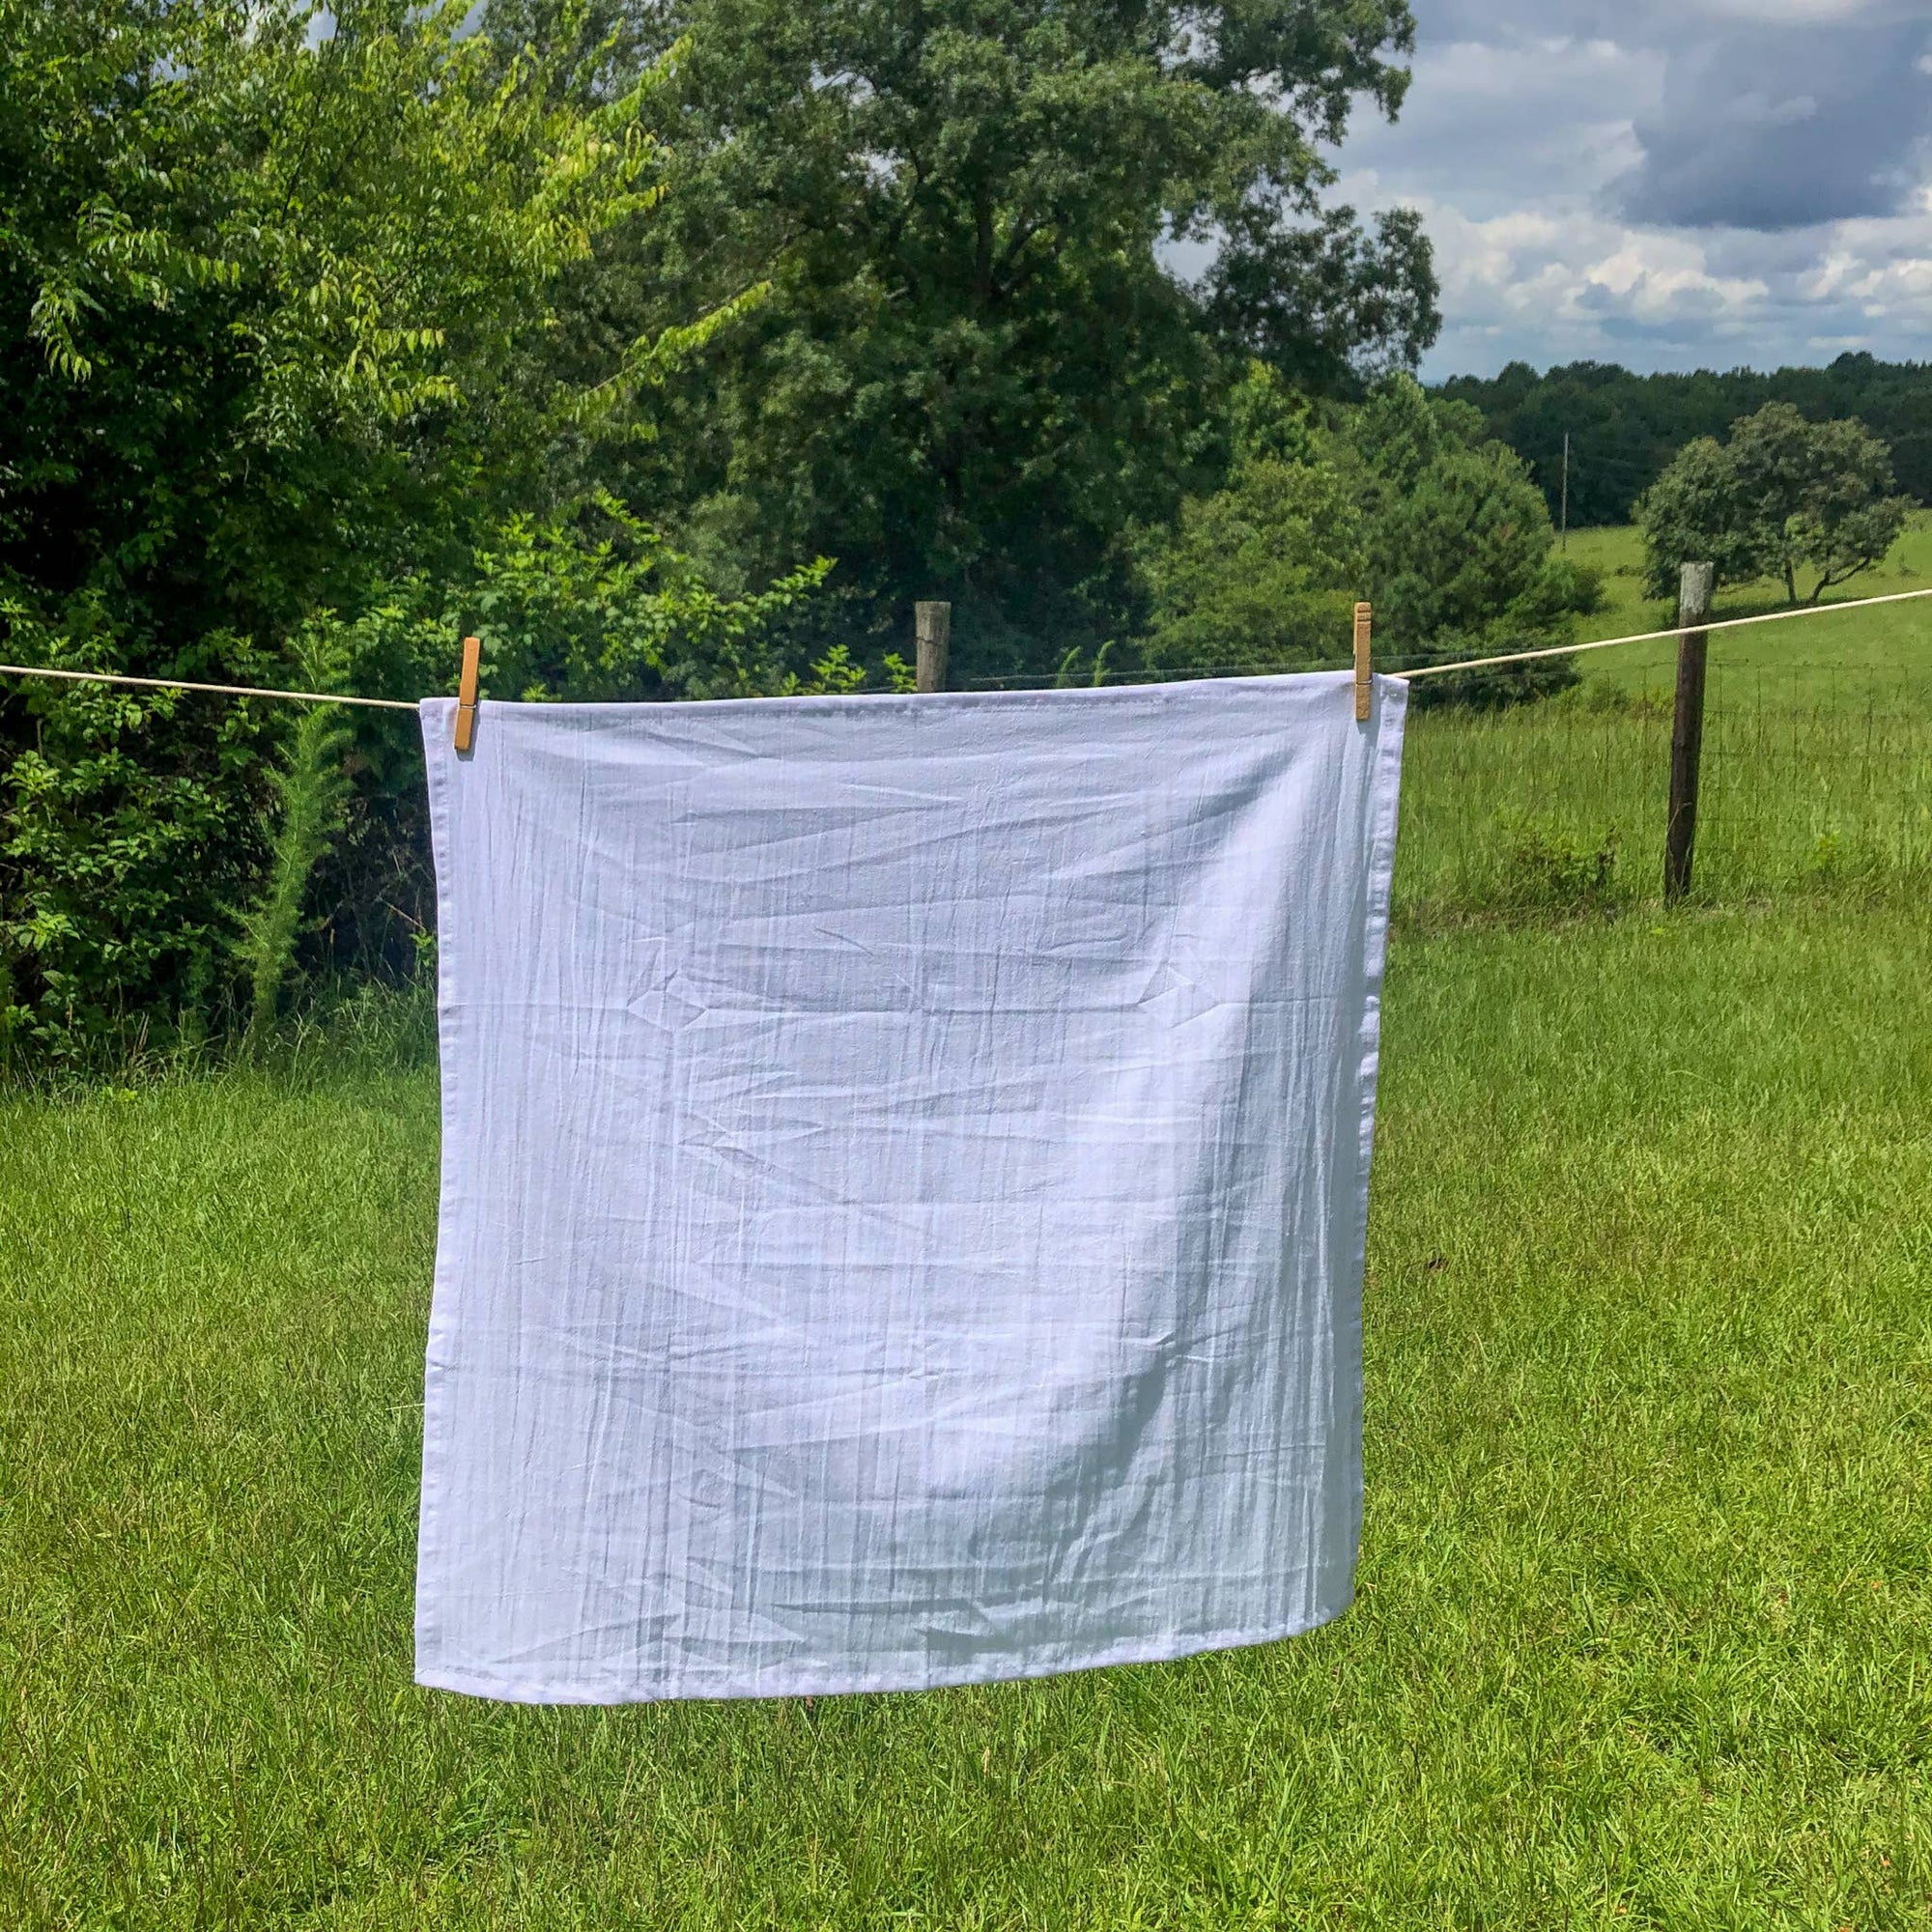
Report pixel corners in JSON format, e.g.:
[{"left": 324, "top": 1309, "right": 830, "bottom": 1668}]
[
  {"left": 564, "top": 0, "right": 1438, "bottom": 677},
  {"left": 1636, "top": 403, "right": 1912, "bottom": 604},
  {"left": 0, "top": 0, "right": 678, "bottom": 671}
]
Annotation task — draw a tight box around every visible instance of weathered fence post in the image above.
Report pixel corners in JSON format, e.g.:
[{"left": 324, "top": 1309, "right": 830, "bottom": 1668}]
[
  {"left": 1664, "top": 561, "right": 1716, "bottom": 903},
  {"left": 915, "top": 601, "right": 951, "bottom": 694}
]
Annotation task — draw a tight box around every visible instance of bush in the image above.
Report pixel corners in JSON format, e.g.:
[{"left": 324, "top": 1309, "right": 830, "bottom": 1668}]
[
  {"left": 1131, "top": 371, "right": 1596, "bottom": 705},
  {"left": 1, "top": 676, "right": 272, "bottom": 1068},
  {"left": 1492, "top": 814, "right": 1623, "bottom": 916},
  {"left": 1, "top": 502, "right": 834, "bottom": 1068}
]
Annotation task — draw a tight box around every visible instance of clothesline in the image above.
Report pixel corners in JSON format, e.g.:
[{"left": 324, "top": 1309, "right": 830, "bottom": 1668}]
[
  {"left": 1400, "top": 584, "right": 1932, "bottom": 679},
  {"left": 0, "top": 582, "right": 1926, "bottom": 712},
  {"left": 0, "top": 662, "right": 418, "bottom": 710}
]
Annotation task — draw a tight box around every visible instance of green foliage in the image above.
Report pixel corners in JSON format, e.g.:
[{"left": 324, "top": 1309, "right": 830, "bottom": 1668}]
[
  {"left": 583, "top": 0, "right": 1437, "bottom": 678},
  {"left": 1133, "top": 372, "right": 1593, "bottom": 702},
  {"left": 1442, "top": 352, "right": 1932, "bottom": 527},
  {"left": 0, "top": 0, "right": 1456, "bottom": 1065},
  {"left": 315, "top": 497, "right": 836, "bottom": 714},
  {"left": 0, "top": 0, "right": 814, "bottom": 1062},
  {"left": 1630, "top": 435, "right": 1765, "bottom": 594},
  {"left": 1134, "top": 451, "right": 1363, "bottom": 676},
  {"left": 0, "top": 0, "right": 682, "bottom": 649},
  {"left": 237, "top": 704, "right": 355, "bottom": 1050},
  {"left": 1636, "top": 403, "right": 1912, "bottom": 603},
  {"left": 1491, "top": 812, "right": 1622, "bottom": 916},
  {"left": 0, "top": 670, "right": 268, "bottom": 1067}
]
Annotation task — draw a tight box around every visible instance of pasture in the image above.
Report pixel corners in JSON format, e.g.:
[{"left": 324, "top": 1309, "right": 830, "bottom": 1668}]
[
  {"left": 1564, "top": 515, "right": 1932, "bottom": 702},
  {"left": 1399, "top": 515, "right": 1932, "bottom": 924},
  {"left": 3, "top": 548, "right": 1930, "bottom": 1926}
]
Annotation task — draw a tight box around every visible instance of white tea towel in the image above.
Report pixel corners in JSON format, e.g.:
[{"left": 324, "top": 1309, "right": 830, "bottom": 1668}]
[{"left": 415, "top": 670, "right": 1406, "bottom": 1703}]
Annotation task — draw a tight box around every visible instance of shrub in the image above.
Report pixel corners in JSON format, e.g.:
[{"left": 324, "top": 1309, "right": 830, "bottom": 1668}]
[
  {"left": 1492, "top": 814, "right": 1623, "bottom": 915},
  {"left": 1132, "top": 371, "right": 1594, "bottom": 704}
]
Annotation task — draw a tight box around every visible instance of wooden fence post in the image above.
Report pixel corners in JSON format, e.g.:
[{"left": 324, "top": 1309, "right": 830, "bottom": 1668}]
[
  {"left": 1664, "top": 561, "right": 1715, "bottom": 903},
  {"left": 915, "top": 602, "right": 951, "bottom": 694}
]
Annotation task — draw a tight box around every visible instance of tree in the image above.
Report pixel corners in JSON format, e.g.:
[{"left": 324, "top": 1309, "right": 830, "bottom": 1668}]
[
  {"left": 1447, "top": 355, "right": 1932, "bottom": 531},
  {"left": 1726, "top": 405, "right": 1912, "bottom": 604},
  {"left": 1636, "top": 403, "right": 1912, "bottom": 603},
  {"left": 1131, "top": 372, "right": 1597, "bottom": 703},
  {"left": 572, "top": 0, "right": 1439, "bottom": 679},
  {"left": 1133, "top": 427, "right": 1363, "bottom": 677},
  {"left": 0, "top": 0, "right": 683, "bottom": 668},
  {"left": 0, "top": 0, "right": 802, "bottom": 1062},
  {"left": 1629, "top": 436, "right": 1764, "bottom": 595}
]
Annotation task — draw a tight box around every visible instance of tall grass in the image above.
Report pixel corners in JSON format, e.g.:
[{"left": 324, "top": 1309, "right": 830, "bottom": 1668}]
[{"left": 1399, "top": 665, "right": 1932, "bottom": 923}]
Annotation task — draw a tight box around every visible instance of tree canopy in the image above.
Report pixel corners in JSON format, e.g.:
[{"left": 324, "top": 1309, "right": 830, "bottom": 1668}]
[
  {"left": 575, "top": 0, "right": 1439, "bottom": 677},
  {"left": 2, "top": 0, "right": 1451, "bottom": 1064},
  {"left": 1440, "top": 355, "right": 1932, "bottom": 530},
  {"left": 1635, "top": 404, "right": 1912, "bottom": 604}
]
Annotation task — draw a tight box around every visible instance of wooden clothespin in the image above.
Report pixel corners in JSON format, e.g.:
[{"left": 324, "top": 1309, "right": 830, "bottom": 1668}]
[
  {"left": 453, "top": 634, "right": 480, "bottom": 753},
  {"left": 1352, "top": 602, "right": 1372, "bottom": 722}
]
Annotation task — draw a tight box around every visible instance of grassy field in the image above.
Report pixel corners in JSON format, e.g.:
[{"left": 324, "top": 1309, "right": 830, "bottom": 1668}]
[
  {"left": 1395, "top": 518, "right": 1932, "bottom": 923},
  {"left": 5, "top": 933, "right": 1931, "bottom": 1924},
  {"left": 4, "top": 567, "right": 1931, "bottom": 1926},
  {"left": 1562, "top": 515, "right": 1932, "bottom": 706}
]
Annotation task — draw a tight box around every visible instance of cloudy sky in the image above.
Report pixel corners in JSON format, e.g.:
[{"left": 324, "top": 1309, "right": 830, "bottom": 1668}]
[{"left": 1331, "top": 0, "right": 1932, "bottom": 378}]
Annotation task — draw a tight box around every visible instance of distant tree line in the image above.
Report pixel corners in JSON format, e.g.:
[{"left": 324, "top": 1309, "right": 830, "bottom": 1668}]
[{"left": 1438, "top": 355, "right": 1932, "bottom": 528}]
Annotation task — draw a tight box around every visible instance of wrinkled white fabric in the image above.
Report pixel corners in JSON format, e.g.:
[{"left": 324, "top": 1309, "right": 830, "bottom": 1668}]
[{"left": 415, "top": 671, "right": 1406, "bottom": 1704}]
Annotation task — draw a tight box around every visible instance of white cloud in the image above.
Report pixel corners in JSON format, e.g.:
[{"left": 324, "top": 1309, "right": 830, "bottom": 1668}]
[
  {"left": 1583, "top": 237, "right": 1769, "bottom": 311},
  {"left": 1329, "top": 6, "right": 1932, "bottom": 373},
  {"left": 1344, "top": 171, "right": 1932, "bottom": 375}
]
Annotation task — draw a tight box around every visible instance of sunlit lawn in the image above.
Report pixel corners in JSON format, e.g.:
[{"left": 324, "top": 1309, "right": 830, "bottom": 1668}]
[{"left": 3, "top": 906, "right": 1929, "bottom": 1924}]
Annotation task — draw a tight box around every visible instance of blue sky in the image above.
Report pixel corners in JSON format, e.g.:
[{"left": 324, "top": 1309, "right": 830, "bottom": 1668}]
[{"left": 1331, "top": 0, "right": 1932, "bottom": 378}]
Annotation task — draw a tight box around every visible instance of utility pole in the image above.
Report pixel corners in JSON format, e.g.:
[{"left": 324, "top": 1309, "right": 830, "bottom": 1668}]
[
  {"left": 1663, "top": 561, "right": 1716, "bottom": 904},
  {"left": 1559, "top": 432, "right": 1570, "bottom": 551}
]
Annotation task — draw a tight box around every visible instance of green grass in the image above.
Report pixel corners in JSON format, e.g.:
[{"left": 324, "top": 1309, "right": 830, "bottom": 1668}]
[
  {"left": 1560, "top": 515, "right": 1932, "bottom": 708},
  {"left": 1395, "top": 519, "right": 1932, "bottom": 923},
  {"left": 4, "top": 895, "right": 1930, "bottom": 1927},
  {"left": 1396, "top": 691, "right": 1932, "bottom": 923}
]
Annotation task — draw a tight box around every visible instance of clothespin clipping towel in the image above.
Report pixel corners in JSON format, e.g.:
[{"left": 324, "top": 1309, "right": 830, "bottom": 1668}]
[
  {"left": 453, "top": 635, "right": 481, "bottom": 753},
  {"left": 1353, "top": 603, "right": 1372, "bottom": 722}
]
